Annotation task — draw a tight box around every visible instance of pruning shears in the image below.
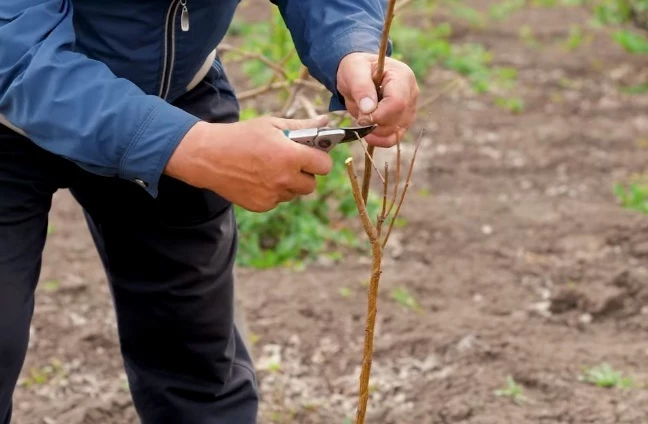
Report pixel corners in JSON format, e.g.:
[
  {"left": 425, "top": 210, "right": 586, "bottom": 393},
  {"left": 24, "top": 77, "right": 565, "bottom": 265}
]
[{"left": 283, "top": 125, "right": 377, "bottom": 152}]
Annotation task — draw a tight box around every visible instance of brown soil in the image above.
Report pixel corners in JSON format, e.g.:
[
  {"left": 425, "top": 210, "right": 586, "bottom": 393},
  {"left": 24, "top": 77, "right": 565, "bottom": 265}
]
[{"left": 13, "top": 1, "right": 648, "bottom": 423}]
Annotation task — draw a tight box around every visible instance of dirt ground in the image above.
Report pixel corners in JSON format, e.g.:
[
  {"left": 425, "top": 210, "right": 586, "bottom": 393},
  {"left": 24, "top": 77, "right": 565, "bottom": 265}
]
[{"left": 12, "top": 2, "right": 648, "bottom": 424}]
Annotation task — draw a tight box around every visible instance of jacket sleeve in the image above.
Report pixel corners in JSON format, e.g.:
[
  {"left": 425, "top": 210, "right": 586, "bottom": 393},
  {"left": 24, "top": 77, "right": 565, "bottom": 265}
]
[
  {"left": 270, "top": 0, "right": 392, "bottom": 111},
  {"left": 0, "top": 0, "right": 201, "bottom": 197}
]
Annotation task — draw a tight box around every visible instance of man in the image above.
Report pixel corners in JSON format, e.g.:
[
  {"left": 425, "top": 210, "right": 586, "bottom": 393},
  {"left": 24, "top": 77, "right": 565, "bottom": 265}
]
[{"left": 0, "top": 0, "right": 418, "bottom": 423}]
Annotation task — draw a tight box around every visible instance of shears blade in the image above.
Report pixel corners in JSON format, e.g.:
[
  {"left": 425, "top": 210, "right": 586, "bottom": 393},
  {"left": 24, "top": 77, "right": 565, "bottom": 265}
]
[
  {"left": 339, "top": 125, "right": 377, "bottom": 143},
  {"left": 284, "top": 124, "right": 377, "bottom": 152}
]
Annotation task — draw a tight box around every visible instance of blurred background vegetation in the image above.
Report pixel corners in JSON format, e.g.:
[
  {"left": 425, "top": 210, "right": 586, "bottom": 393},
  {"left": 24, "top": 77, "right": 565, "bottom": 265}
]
[{"left": 222, "top": 0, "right": 648, "bottom": 269}]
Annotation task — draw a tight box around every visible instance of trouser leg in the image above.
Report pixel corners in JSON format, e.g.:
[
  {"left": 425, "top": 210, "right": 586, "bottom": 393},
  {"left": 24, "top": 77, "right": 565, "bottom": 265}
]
[
  {"left": 0, "top": 127, "right": 69, "bottom": 423},
  {"left": 69, "top": 64, "right": 258, "bottom": 424}
]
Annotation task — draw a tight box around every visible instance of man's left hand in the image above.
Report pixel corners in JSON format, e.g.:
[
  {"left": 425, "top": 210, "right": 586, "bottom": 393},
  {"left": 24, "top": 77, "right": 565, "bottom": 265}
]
[{"left": 336, "top": 52, "right": 419, "bottom": 148}]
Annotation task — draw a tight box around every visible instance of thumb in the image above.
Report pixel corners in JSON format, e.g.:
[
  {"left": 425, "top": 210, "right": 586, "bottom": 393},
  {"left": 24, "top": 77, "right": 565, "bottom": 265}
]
[
  {"left": 342, "top": 61, "right": 378, "bottom": 115},
  {"left": 271, "top": 115, "right": 329, "bottom": 131}
]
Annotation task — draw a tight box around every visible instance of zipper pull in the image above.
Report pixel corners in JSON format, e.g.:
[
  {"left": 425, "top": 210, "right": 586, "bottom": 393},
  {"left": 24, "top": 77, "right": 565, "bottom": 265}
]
[{"left": 180, "top": 0, "right": 189, "bottom": 32}]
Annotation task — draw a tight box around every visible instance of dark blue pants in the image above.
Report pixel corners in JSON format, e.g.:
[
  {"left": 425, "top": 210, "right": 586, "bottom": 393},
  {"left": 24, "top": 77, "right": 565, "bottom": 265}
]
[{"left": 0, "top": 66, "right": 259, "bottom": 423}]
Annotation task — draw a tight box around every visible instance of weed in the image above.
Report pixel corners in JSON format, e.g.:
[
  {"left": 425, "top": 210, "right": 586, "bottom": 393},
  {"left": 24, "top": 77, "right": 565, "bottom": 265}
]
[
  {"left": 494, "top": 376, "right": 528, "bottom": 404},
  {"left": 489, "top": 0, "right": 526, "bottom": 21},
  {"left": 519, "top": 25, "right": 541, "bottom": 48},
  {"left": 614, "top": 29, "right": 648, "bottom": 53},
  {"left": 495, "top": 96, "right": 525, "bottom": 113},
  {"left": 43, "top": 280, "right": 60, "bottom": 292},
  {"left": 579, "top": 363, "right": 635, "bottom": 388},
  {"left": 21, "top": 359, "right": 66, "bottom": 388},
  {"left": 562, "top": 25, "right": 587, "bottom": 50},
  {"left": 338, "top": 287, "right": 353, "bottom": 298},
  {"left": 390, "top": 287, "right": 423, "bottom": 312},
  {"left": 234, "top": 143, "right": 381, "bottom": 268},
  {"left": 615, "top": 179, "right": 648, "bottom": 214},
  {"left": 449, "top": 2, "right": 487, "bottom": 28},
  {"left": 619, "top": 83, "right": 648, "bottom": 94}
]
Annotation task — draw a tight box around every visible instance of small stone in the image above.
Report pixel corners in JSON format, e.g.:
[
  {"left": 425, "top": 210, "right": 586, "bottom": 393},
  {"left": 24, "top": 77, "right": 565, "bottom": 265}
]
[
  {"left": 457, "top": 334, "right": 477, "bottom": 352},
  {"left": 473, "top": 293, "right": 483, "bottom": 303},
  {"left": 579, "top": 313, "right": 593, "bottom": 324},
  {"left": 481, "top": 225, "right": 493, "bottom": 235}
]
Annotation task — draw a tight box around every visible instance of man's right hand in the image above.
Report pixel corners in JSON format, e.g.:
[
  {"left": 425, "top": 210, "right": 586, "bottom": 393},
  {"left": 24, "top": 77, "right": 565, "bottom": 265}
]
[{"left": 164, "top": 115, "right": 333, "bottom": 212}]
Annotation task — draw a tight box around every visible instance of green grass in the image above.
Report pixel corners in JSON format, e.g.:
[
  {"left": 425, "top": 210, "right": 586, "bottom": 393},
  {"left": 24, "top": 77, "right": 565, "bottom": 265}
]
[
  {"left": 579, "top": 363, "right": 635, "bottom": 388},
  {"left": 494, "top": 376, "right": 529, "bottom": 405},
  {"left": 615, "top": 180, "right": 648, "bottom": 214}
]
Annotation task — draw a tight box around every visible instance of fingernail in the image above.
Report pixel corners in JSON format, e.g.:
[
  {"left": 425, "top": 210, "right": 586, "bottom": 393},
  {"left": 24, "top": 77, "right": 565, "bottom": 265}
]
[
  {"left": 359, "top": 97, "right": 376, "bottom": 114},
  {"left": 357, "top": 116, "right": 371, "bottom": 126}
]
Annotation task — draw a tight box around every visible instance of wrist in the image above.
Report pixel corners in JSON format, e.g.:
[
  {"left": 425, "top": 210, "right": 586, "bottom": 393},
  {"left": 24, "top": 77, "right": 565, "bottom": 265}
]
[{"left": 164, "top": 120, "right": 216, "bottom": 187}]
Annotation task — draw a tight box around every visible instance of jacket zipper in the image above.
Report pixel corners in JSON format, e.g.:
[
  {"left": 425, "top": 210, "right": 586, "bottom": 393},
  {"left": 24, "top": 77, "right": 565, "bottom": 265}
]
[{"left": 159, "top": 0, "right": 189, "bottom": 99}]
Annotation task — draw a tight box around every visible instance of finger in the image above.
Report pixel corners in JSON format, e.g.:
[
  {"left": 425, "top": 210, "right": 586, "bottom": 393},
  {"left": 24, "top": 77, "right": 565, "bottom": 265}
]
[
  {"left": 371, "top": 77, "right": 412, "bottom": 127},
  {"left": 295, "top": 144, "right": 334, "bottom": 176},
  {"left": 277, "top": 190, "right": 295, "bottom": 203},
  {"left": 287, "top": 172, "right": 317, "bottom": 196},
  {"left": 340, "top": 59, "right": 379, "bottom": 116},
  {"left": 271, "top": 115, "right": 329, "bottom": 131},
  {"left": 365, "top": 127, "right": 408, "bottom": 148}
]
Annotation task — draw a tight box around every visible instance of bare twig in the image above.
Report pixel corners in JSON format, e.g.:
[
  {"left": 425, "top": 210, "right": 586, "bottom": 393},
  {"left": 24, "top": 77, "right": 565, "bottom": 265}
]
[
  {"left": 418, "top": 78, "right": 463, "bottom": 111},
  {"left": 281, "top": 66, "right": 311, "bottom": 117},
  {"left": 236, "top": 79, "right": 323, "bottom": 101},
  {"left": 382, "top": 132, "right": 422, "bottom": 248},
  {"left": 219, "top": 43, "right": 290, "bottom": 78},
  {"left": 297, "top": 94, "right": 319, "bottom": 119},
  {"left": 345, "top": 158, "right": 381, "bottom": 424},
  {"left": 345, "top": 159, "right": 378, "bottom": 242},
  {"left": 386, "top": 138, "right": 401, "bottom": 217},
  {"left": 355, "top": 135, "right": 385, "bottom": 185},
  {"left": 375, "top": 0, "right": 397, "bottom": 89},
  {"left": 362, "top": 0, "right": 398, "bottom": 205},
  {"left": 377, "top": 162, "right": 389, "bottom": 238}
]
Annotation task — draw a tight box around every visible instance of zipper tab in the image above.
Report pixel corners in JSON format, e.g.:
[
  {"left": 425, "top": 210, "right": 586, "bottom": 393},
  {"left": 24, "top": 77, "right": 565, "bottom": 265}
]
[{"left": 180, "top": 0, "right": 189, "bottom": 32}]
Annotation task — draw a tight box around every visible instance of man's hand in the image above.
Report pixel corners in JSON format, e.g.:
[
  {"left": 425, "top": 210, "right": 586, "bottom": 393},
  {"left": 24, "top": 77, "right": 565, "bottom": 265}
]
[
  {"left": 336, "top": 52, "right": 419, "bottom": 148},
  {"left": 165, "top": 115, "right": 333, "bottom": 212}
]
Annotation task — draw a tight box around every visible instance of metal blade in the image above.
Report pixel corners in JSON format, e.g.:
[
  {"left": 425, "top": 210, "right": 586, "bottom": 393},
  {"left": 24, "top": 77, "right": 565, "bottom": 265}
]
[{"left": 341, "top": 125, "right": 377, "bottom": 142}]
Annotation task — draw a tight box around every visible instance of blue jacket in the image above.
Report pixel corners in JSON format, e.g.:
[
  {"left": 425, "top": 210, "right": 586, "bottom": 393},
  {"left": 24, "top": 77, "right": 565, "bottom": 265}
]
[{"left": 0, "top": 0, "right": 388, "bottom": 196}]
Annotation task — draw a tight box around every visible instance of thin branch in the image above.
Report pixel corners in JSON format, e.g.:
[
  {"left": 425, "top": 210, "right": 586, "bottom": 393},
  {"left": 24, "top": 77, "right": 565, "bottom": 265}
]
[
  {"left": 362, "top": 0, "right": 397, "bottom": 206},
  {"left": 377, "top": 161, "right": 389, "bottom": 238},
  {"left": 219, "top": 43, "right": 289, "bottom": 78},
  {"left": 356, "top": 136, "right": 385, "bottom": 185},
  {"left": 386, "top": 137, "right": 401, "bottom": 217},
  {"left": 297, "top": 94, "right": 319, "bottom": 119},
  {"left": 374, "top": 0, "right": 398, "bottom": 89},
  {"left": 382, "top": 132, "right": 423, "bottom": 248},
  {"left": 236, "top": 79, "right": 323, "bottom": 101},
  {"left": 361, "top": 149, "right": 375, "bottom": 206},
  {"left": 418, "top": 78, "right": 463, "bottom": 111},
  {"left": 281, "top": 66, "right": 311, "bottom": 117},
  {"left": 345, "top": 159, "right": 378, "bottom": 242},
  {"left": 346, "top": 158, "right": 382, "bottom": 424}
]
